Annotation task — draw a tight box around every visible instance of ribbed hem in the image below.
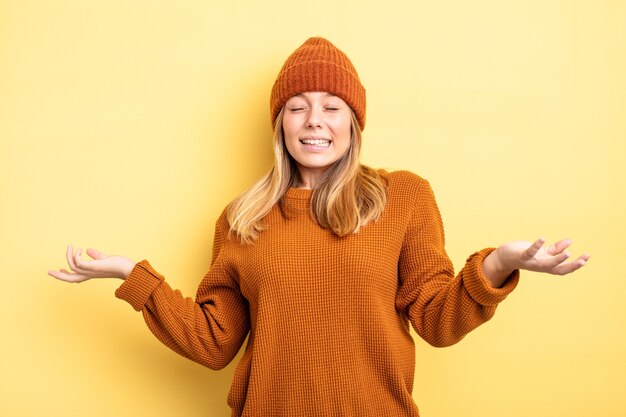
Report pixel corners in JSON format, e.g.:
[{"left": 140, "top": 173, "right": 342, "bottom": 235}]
[
  {"left": 115, "top": 260, "right": 164, "bottom": 311},
  {"left": 464, "top": 248, "right": 520, "bottom": 306}
]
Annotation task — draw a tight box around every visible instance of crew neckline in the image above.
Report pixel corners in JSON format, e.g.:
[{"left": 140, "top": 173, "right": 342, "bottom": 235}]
[{"left": 285, "top": 187, "right": 312, "bottom": 200}]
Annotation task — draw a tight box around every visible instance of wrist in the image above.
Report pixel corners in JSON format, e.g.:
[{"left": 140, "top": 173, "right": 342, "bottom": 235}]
[
  {"left": 494, "top": 246, "right": 519, "bottom": 274},
  {"left": 119, "top": 258, "right": 136, "bottom": 280},
  {"left": 483, "top": 249, "right": 516, "bottom": 288}
]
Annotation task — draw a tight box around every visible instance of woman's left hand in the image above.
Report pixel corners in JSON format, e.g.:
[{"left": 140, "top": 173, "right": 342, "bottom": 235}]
[
  {"left": 483, "top": 238, "right": 590, "bottom": 287},
  {"left": 498, "top": 238, "right": 589, "bottom": 275}
]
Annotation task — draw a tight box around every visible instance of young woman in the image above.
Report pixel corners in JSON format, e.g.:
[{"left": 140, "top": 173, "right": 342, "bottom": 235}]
[{"left": 49, "top": 37, "right": 589, "bottom": 416}]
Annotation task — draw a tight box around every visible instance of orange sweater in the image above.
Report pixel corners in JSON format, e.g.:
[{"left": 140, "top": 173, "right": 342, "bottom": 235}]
[{"left": 115, "top": 170, "right": 519, "bottom": 416}]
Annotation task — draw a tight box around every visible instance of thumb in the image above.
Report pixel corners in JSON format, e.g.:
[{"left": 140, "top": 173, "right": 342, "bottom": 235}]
[{"left": 86, "top": 248, "right": 107, "bottom": 260}]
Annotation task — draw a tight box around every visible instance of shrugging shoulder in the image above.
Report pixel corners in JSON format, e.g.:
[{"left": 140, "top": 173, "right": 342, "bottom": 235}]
[
  {"left": 115, "top": 212, "right": 249, "bottom": 369},
  {"left": 388, "top": 170, "right": 519, "bottom": 347}
]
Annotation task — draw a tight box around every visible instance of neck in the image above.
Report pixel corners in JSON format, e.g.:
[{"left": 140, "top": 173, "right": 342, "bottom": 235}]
[{"left": 296, "top": 166, "right": 328, "bottom": 189}]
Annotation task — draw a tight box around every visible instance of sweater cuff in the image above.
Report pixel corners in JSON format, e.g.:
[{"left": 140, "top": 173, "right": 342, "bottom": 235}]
[
  {"left": 115, "top": 260, "right": 164, "bottom": 311},
  {"left": 464, "top": 248, "right": 520, "bottom": 306}
]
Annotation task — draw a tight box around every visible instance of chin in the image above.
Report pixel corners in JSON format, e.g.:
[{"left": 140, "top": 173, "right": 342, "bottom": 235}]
[{"left": 299, "top": 158, "right": 339, "bottom": 170}]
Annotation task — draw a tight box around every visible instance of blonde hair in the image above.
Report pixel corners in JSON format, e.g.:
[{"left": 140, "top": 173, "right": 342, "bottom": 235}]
[{"left": 227, "top": 108, "right": 387, "bottom": 243}]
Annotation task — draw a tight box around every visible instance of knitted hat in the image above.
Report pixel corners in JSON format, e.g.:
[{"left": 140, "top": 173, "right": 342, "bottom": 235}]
[{"left": 270, "top": 37, "right": 366, "bottom": 131}]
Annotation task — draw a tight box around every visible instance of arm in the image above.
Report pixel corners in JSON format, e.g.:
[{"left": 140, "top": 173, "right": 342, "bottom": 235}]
[
  {"left": 396, "top": 179, "right": 519, "bottom": 347},
  {"left": 48, "top": 214, "right": 250, "bottom": 370},
  {"left": 115, "top": 256, "right": 249, "bottom": 370}
]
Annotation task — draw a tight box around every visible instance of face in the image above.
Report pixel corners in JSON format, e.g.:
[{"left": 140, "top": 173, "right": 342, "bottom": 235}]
[{"left": 282, "top": 92, "right": 352, "bottom": 186}]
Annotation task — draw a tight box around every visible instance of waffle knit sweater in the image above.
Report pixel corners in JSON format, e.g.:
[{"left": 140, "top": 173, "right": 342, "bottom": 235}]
[{"left": 115, "top": 170, "right": 519, "bottom": 416}]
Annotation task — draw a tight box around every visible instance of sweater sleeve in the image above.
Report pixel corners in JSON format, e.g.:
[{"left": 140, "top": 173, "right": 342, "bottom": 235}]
[
  {"left": 115, "top": 213, "right": 250, "bottom": 369},
  {"left": 395, "top": 178, "right": 519, "bottom": 347}
]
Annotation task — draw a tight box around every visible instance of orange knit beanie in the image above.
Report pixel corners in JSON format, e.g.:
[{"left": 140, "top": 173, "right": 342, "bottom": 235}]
[{"left": 270, "top": 37, "right": 366, "bottom": 131}]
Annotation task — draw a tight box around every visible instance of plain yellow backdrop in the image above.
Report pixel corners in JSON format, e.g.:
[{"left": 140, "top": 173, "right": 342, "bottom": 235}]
[{"left": 1, "top": 0, "right": 624, "bottom": 416}]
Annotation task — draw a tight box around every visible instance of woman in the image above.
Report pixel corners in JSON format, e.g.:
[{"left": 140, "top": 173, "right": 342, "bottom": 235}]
[{"left": 49, "top": 37, "right": 589, "bottom": 416}]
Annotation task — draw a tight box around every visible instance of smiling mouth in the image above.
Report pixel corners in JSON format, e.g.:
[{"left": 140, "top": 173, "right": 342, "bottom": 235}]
[{"left": 300, "top": 138, "right": 331, "bottom": 147}]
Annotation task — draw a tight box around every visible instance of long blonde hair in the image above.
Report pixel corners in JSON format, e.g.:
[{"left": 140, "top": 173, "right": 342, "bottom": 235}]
[{"left": 227, "top": 108, "right": 387, "bottom": 243}]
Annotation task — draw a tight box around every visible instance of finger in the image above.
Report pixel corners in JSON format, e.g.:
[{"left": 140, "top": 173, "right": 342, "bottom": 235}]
[
  {"left": 72, "top": 247, "right": 81, "bottom": 269},
  {"left": 66, "top": 245, "right": 85, "bottom": 272},
  {"left": 48, "top": 269, "right": 88, "bottom": 283},
  {"left": 65, "top": 245, "right": 75, "bottom": 269},
  {"left": 546, "top": 251, "right": 571, "bottom": 268},
  {"left": 86, "top": 248, "right": 106, "bottom": 260},
  {"left": 48, "top": 270, "right": 64, "bottom": 280},
  {"left": 48, "top": 270, "right": 68, "bottom": 280},
  {"left": 525, "top": 238, "right": 545, "bottom": 258},
  {"left": 551, "top": 253, "right": 590, "bottom": 275},
  {"left": 553, "top": 258, "right": 587, "bottom": 276},
  {"left": 547, "top": 238, "right": 573, "bottom": 256},
  {"left": 571, "top": 254, "right": 590, "bottom": 267},
  {"left": 73, "top": 247, "right": 90, "bottom": 271},
  {"left": 68, "top": 246, "right": 90, "bottom": 274}
]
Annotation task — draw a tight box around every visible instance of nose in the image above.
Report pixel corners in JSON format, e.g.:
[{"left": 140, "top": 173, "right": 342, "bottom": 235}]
[{"left": 305, "top": 106, "right": 323, "bottom": 128}]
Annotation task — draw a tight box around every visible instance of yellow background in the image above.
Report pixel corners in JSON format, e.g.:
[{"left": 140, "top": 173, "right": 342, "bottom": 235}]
[{"left": 1, "top": 0, "right": 624, "bottom": 416}]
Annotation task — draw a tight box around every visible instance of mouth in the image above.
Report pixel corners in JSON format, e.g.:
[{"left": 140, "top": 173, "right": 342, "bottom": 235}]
[{"left": 299, "top": 137, "right": 332, "bottom": 147}]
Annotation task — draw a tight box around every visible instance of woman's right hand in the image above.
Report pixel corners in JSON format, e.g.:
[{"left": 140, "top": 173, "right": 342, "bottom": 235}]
[{"left": 48, "top": 246, "right": 136, "bottom": 283}]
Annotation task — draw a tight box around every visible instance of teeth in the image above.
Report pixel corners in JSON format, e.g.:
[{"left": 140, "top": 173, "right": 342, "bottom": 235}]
[{"left": 301, "top": 139, "right": 331, "bottom": 146}]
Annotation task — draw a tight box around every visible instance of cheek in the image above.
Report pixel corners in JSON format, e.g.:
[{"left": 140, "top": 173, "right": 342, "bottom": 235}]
[
  {"left": 282, "top": 116, "right": 301, "bottom": 141},
  {"left": 281, "top": 129, "right": 300, "bottom": 159},
  {"left": 330, "top": 118, "right": 352, "bottom": 147},
  {"left": 283, "top": 137, "right": 297, "bottom": 158}
]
